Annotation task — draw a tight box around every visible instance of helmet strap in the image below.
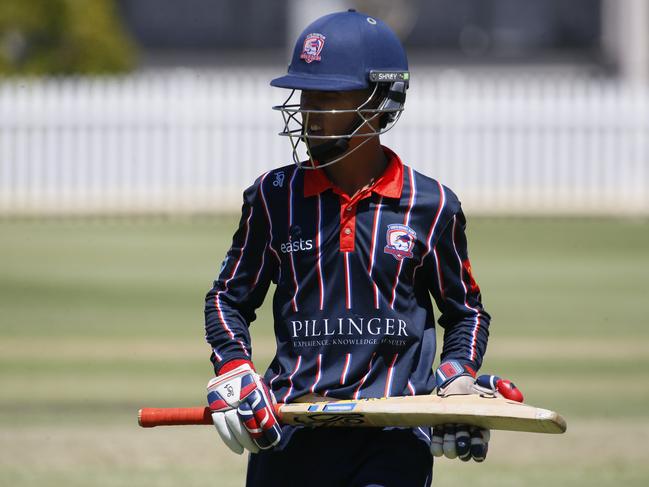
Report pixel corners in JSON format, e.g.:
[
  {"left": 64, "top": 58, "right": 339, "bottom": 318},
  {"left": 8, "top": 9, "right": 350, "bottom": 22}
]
[
  {"left": 305, "top": 113, "right": 367, "bottom": 163},
  {"left": 307, "top": 137, "right": 350, "bottom": 163}
]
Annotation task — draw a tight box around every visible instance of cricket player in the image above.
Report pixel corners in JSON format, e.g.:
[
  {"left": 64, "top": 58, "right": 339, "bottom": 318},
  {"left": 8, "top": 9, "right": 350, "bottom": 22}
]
[{"left": 204, "top": 10, "right": 521, "bottom": 486}]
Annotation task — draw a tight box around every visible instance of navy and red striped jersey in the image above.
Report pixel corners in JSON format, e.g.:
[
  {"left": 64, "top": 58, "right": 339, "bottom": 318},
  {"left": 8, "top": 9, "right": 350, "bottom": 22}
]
[{"left": 205, "top": 146, "right": 490, "bottom": 402}]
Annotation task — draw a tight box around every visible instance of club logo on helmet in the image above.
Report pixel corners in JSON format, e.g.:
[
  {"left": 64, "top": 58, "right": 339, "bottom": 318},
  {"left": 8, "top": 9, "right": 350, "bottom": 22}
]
[
  {"left": 300, "top": 33, "right": 326, "bottom": 63},
  {"left": 384, "top": 224, "right": 417, "bottom": 260}
]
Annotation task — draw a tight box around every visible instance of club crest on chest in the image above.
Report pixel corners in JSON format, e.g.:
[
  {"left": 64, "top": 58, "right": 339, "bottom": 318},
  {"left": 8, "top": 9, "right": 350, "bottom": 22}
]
[{"left": 384, "top": 224, "right": 417, "bottom": 260}]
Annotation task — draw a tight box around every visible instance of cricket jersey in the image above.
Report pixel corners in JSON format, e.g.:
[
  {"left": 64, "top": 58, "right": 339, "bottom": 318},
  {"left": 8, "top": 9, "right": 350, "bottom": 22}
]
[{"left": 205, "top": 146, "right": 490, "bottom": 403}]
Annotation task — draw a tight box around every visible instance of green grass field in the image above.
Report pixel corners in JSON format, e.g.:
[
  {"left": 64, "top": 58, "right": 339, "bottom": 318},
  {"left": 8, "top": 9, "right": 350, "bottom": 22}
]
[{"left": 1, "top": 217, "right": 648, "bottom": 486}]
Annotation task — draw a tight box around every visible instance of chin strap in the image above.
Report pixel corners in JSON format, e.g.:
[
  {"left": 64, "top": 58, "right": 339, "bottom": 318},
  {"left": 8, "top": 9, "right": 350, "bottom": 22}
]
[
  {"left": 305, "top": 114, "right": 365, "bottom": 164},
  {"left": 306, "top": 137, "right": 349, "bottom": 162}
]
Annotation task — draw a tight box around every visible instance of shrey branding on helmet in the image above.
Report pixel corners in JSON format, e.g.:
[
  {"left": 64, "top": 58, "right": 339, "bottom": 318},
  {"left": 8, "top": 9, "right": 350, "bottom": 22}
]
[
  {"left": 384, "top": 224, "right": 417, "bottom": 260},
  {"left": 300, "top": 33, "right": 326, "bottom": 63}
]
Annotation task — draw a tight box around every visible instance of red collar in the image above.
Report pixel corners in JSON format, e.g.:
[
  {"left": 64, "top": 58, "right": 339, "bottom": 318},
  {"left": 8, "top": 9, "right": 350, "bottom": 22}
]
[{"left": 303, "top": 146, "right": 404, "bottom": 198}]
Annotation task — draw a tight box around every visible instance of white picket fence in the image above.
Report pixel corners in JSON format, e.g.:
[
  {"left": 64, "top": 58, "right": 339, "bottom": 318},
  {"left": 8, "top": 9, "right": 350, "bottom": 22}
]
[{"left": 0, "top": 68, "right": 648, "bottom": 216}]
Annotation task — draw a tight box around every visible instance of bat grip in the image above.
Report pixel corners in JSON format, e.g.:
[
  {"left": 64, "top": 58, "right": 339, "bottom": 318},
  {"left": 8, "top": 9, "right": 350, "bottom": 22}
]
[{"left": 138, "top": 405, "right": 284, "bottom": 427}]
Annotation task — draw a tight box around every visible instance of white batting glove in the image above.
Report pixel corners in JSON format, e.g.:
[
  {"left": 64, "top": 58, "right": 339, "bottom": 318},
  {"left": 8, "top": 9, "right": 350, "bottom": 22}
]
[
  {"left": 431, "top": 360, "right": 524, "bottom": 462},
  {"left": 206, "top": 362, "right": 282, "bottom": 455}
]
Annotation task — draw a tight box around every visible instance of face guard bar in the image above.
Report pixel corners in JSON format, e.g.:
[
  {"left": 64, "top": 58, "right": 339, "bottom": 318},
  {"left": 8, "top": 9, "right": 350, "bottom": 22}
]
[{"left": 272, "top": 76, "right": 408, "bottom": 170}]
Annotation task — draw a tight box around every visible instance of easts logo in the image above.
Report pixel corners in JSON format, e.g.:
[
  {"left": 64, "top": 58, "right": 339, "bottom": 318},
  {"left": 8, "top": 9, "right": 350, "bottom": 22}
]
[
  {"left": 384, "top": 224, "right": 416, "bottom": 260},
  {"left": 300, "top": 33, "right": 326, "bottom": 63}
]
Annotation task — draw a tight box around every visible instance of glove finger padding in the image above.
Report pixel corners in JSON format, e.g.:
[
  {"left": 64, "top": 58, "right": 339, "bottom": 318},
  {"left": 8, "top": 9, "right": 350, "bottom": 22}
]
[
  {"left": 238, "top": 389, "right": 281, "bottom": 450},
  {"left": 470, "top": 427, "right": 489, "bottom": 462},
  {"left": 225, "top": 408, "right": 260, "bottom": 454},
  {"left": 431, "top": 426, "right": 444, "bottom": 457},
  {"left": 475, "top": 375, "right": 524, "bottom": 402},
  {"left": 430, "top": 423, "right": 490, "bottom": 462},
  {"left": 455, "top": 425, "right": 471, "bottom": 461},
  {"left": 442, "top": 424, "right": 458, "bottom": 459},
  {"left": 212, "top": 410, "right": 244, "bottom": 455}
]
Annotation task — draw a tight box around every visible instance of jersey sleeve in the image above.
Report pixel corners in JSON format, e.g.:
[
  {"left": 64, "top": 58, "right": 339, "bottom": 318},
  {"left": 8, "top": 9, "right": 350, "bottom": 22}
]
[
  {"left": 204, "top": 174, "right": 277, "bottom": 374},
  {"left": 425, "top": 201, "right": 491, "bottom": 373}
]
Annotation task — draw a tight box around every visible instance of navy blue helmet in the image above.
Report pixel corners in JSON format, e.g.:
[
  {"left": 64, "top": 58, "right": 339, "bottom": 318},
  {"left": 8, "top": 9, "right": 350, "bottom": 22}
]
[{"left": 271, "top": 9, "right": 408, "bottom": 91}]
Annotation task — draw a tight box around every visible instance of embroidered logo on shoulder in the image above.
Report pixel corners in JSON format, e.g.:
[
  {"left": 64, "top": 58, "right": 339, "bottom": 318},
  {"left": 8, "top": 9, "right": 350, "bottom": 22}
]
[
  {"left": 272, "top": 171, "right": 285, "bottom": 187},
  {"left": 300, "top": 33, "right": 326, "bottom": 63},
  {"left": 384, "top": 224, "right": 417, "bottom": 260}
]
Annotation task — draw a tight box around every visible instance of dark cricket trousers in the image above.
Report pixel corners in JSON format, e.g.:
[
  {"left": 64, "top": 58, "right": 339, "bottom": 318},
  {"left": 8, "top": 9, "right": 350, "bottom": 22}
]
[{"left": 246, "top": 427, "right": 433, "bottom": 487}]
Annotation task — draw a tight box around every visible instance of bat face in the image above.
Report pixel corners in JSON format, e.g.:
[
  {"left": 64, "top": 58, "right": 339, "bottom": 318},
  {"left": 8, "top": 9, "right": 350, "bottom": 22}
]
[
  {"left": 278, "top": 395, "right": 567, "bottom": 434},
  {"left": 138, "top": 394, "right": 567, "bottom": 434}
]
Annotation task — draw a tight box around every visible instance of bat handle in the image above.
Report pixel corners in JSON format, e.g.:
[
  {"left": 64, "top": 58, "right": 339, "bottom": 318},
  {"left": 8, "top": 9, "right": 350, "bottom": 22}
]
[
  {"left": 138, "top": 405, "right": 284, "bottom": 427},
  {"left": 138, "top": 407, "right": 212, "bottom": 427}
]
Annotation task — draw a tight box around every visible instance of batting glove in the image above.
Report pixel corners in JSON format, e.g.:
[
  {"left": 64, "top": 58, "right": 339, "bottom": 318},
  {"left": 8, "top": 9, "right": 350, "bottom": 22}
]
[
  {"left": 207, "top": 361, "right": 281, "bottom": 454},
  {"left": 431, "top": 360, "right": 524, "bottom": 462}
]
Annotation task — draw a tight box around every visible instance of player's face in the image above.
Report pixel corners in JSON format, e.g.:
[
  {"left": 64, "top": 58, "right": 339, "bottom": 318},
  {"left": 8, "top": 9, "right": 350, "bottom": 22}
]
[{"left": 299, "top": 89, "right": 375, "bottom": 147}]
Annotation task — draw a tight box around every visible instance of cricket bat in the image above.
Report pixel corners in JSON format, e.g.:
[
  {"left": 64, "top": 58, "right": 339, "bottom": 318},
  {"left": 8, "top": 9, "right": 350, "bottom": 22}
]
[{"left": 138, "top": 394, "right": 566, "bottom": 434}]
